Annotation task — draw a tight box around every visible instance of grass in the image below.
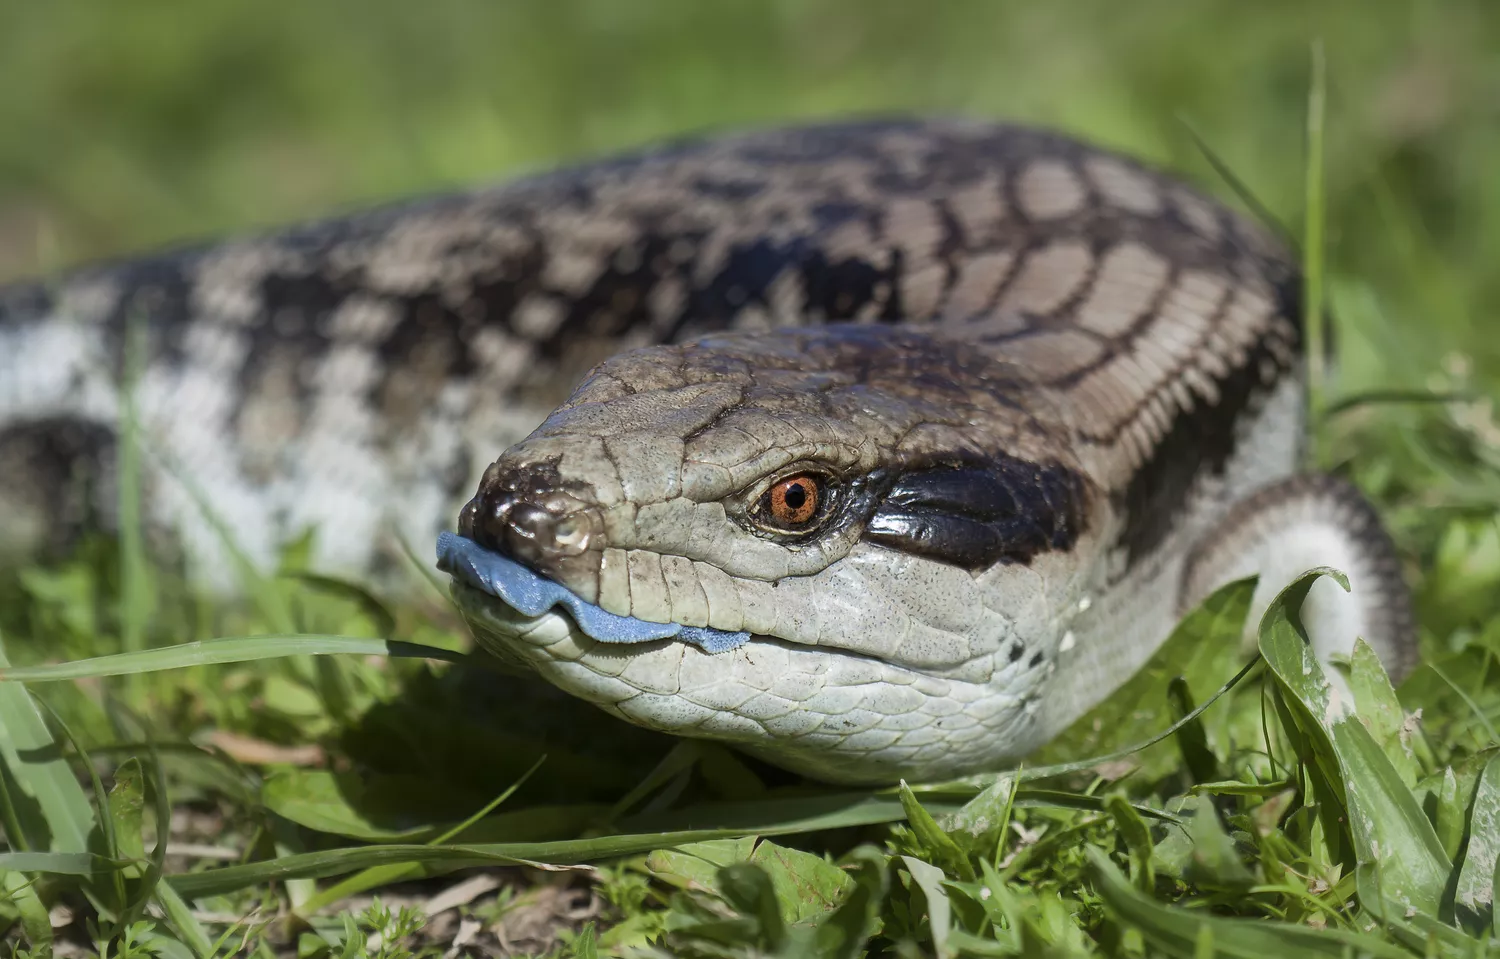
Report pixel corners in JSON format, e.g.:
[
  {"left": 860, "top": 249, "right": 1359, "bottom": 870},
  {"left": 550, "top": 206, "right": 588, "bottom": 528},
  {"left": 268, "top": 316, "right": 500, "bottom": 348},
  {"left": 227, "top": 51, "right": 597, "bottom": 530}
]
[
  {"left": 4, "top": 549, "right": 1500, "bottom": 956},
  {"left": 3, "top": 2, "right": 1500, "bottom": 956}
]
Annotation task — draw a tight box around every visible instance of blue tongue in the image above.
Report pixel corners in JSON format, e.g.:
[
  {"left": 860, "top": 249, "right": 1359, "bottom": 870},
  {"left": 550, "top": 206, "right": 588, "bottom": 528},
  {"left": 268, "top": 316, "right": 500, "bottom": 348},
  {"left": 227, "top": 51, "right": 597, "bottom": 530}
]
[{"left": 436, "top": 531, "right": 750, "bottom": 654}]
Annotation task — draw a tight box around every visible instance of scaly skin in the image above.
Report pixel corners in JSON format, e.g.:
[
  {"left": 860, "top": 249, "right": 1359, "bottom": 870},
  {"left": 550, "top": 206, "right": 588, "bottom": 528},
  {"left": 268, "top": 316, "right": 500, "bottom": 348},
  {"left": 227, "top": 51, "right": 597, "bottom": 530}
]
[
  {"left": 0, "top": 119, "right": 1415, "bottom": 782},
  {"left": 0, "top": 118, "right": 1289, "bottom": 577}
]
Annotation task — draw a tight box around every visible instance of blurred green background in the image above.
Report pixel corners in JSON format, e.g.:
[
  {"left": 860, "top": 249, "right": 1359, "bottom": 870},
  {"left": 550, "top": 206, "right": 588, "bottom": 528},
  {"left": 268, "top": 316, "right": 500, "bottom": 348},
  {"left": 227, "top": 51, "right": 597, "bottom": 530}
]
[
  {"left": 1, "top": 8, "right": 1497, "bottom": 951},
  {"left": 0, "top": 1, "right": 1495, "bottom": 372},
  {"left": 0, "top": 0, "right": 1495, "bottom": 635}
]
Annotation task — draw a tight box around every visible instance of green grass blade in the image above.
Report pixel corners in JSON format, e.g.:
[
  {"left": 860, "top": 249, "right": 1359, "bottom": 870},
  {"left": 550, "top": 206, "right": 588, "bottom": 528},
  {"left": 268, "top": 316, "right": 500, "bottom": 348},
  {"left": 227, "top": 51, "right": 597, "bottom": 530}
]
[
  {"left": 117, "top": 310, "right": 153, "bottom": 702},
  {"left": 0, "top": 635, "right": 95, "bottom": 854},
  {"left": 1087, "top": 848, "right": 1411, "bottom": 958},
  {"left": 618, "top": 791, "right": 965, "bottom": 835},
  {"left": 899, "top": 856, "right": 953, "bottom": 959},
  {"left": 1002, "top": 789, "right": 1180, "bottom": 825},
  {"left": 106, "top": 759, "right": 147, "bottom": 865},
  {"left": 100, "top": 756, "right": 143, "bottom": 919},
  {"left": 430, "top": 754, "right": 547, "bottom": 846},
  {"left": 293, "top": 756, "right": 547, "bottom": 916},
  {"left": 941, "top": 774, "right": 1019, "bottom": 865},
  {"left": 718, "top": 862, "right": 787, "bottom": 950},
  {"left": 171, "top": 781, "right": 1136, "bottom": 903},
  {"left": 1167, "top": 676, "right": 1220, "bottom": 784},
  {"left": 1257, "top": 568, "right": 1453, "bottom": 922},
  {"left": 172, "top": 793, "right": 965, "bottom": 900},
  {"left": 1, "top": 869, "right": 53, "bottom": 951},
  {"left": 1104, "top": 794, "right": 1155, "bottom": 891},
  {"left": 1303, "top": 38, "right": 1328, "bottom": 467},
  {"left": 134, "top": 929, "right": 196, "bottom": 959},
  {"left": 1455, "top": 751, "right": 1500, "bottom": 933},
  {"left": 607, "top": 740, "right": 703, "bottom": 821},
  {"left": 167, "top": 834, "right": 731, "bottom": 899},
  {"left": 0, "top": 635, "right": 466, "bottom": 682},
  {"left": 140, "top": 741, "right": 215, "bottom": 958},
  {"left": 1347, "top": 638, "right": 1420, "bottom": 788},
  {"left": 260, "top": 767, "right": 606, "bottom": 842},
  {"left": 152, "top": 881, "right": 218, "bottom": 959},
  {"left": 1322, "top": 389, "right": 1478, "bottom": 419},
  {"left": 812, "top": 846, "right": 887, "bottom": 959},
  {"left": 898, "top": 781, "right": 974, "bottom": 882},
  {"left": 1177, "top": 115, "right": 1296, "bottom": 249},
  {"left": 0, "top": 852, "right": 99, "bottom": 875},
  {"left": 1426, "top": 659, "right": 1500, "bottom": 745},
  {"left": 573, "top": 922, "right": 599, "bottom": 959}
]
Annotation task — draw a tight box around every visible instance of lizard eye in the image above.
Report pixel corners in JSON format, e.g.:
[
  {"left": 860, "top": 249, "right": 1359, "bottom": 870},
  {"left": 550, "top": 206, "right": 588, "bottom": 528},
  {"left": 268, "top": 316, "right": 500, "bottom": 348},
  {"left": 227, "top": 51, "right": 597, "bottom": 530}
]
[
  {"left": 752, "top": 470, "right": 833, "bottom": 534},
  {"left": 769, "top": 474, "right": 819, "bottom": 524}
]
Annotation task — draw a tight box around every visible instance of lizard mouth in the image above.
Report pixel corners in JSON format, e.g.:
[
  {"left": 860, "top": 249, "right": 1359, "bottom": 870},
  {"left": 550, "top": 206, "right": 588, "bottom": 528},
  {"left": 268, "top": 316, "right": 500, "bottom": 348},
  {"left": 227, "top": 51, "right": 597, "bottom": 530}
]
[{"left": 435, "top": 532, "right": 751, "bottom": 654}]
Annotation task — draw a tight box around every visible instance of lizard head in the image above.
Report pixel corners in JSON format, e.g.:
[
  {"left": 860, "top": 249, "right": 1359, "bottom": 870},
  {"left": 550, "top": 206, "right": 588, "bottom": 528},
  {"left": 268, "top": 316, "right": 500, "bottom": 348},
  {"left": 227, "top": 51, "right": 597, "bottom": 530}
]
[{"left": 441, "top": 323, "right": 1105, "bottom": 783}]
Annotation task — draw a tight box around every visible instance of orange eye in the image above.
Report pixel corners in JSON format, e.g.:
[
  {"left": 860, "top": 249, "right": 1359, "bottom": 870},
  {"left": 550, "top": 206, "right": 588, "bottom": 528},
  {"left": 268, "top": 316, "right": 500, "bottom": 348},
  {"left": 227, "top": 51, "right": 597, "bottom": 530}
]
[{"left": 767, "top": 473, "right": 821, "bottom": 527}]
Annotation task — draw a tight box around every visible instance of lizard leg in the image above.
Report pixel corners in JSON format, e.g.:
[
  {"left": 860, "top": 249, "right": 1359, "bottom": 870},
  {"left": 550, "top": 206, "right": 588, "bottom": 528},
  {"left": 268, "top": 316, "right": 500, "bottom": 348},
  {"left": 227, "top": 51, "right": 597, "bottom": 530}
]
[{"left": 1181, "top": 473, "right": 1417, "bottom": 683}]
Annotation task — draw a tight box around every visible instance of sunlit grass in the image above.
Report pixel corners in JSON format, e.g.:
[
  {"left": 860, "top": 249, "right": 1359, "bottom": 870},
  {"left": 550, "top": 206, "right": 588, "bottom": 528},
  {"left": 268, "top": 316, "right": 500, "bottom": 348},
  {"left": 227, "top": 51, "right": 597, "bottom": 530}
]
[
  {"left": 3, "top": 4, "right": 1500, "bottom": 957},
  {"left": 7, "top": 538, "right": 1499, "bottom": 956}
]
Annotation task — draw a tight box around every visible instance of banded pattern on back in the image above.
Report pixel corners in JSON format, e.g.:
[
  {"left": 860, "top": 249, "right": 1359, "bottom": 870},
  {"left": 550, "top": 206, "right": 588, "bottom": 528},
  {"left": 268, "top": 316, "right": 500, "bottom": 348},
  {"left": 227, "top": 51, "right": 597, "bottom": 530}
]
[
  {"left": 0, "top": 118, "right": 1294, "bottom": 583},
  {"left": 2, "top": 117, "right": 1410, "bottom": 785}
]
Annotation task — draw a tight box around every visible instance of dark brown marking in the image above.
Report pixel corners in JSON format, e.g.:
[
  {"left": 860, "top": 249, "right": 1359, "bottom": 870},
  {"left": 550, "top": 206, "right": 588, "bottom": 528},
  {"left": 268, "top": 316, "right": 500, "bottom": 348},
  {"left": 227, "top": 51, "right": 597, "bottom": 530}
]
[{"left": 863, "top": 462, "right": 1089, "bottom": 570}]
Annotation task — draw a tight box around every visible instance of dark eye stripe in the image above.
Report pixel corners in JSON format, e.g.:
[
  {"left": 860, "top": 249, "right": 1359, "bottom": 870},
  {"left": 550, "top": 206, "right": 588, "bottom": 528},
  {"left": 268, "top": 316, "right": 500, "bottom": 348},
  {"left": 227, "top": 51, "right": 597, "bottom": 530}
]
[{"left": 862, "top": 461, "right": 1089, "bottom": 570}]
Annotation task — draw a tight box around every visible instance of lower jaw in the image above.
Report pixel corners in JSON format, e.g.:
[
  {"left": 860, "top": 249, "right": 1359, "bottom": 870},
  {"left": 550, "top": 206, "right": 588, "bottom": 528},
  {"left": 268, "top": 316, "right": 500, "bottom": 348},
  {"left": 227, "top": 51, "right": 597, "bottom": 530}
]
[
  {"left": 449, "top": 582, "right": 593, "bottom": 661},
  {"left": 449, "top": 583, "right": 1039, "bottom": 783}
]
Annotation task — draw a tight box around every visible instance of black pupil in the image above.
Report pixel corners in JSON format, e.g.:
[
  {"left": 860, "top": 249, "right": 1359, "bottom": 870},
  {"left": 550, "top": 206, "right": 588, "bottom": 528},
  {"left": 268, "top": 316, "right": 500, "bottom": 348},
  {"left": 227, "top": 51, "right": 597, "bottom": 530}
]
[{"left": 783, "top": 483, "right": 807, "bottom": 510}]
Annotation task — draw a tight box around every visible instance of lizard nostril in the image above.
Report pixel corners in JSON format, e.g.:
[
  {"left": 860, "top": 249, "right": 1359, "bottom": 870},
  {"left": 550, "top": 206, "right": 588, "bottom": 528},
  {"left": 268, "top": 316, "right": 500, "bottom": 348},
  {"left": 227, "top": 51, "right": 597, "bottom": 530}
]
[
  {"left": 507, "top": 503, "right": 554, "bottom": 546},
  {"left": 460, "top": 487, "right": 595, "bottom": 565},
  {"left": 509, "top": 504, "right": 594, "bottom": 558},
  {"left": 551, "top": 515, "right": 590, "bottom": 553}
]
